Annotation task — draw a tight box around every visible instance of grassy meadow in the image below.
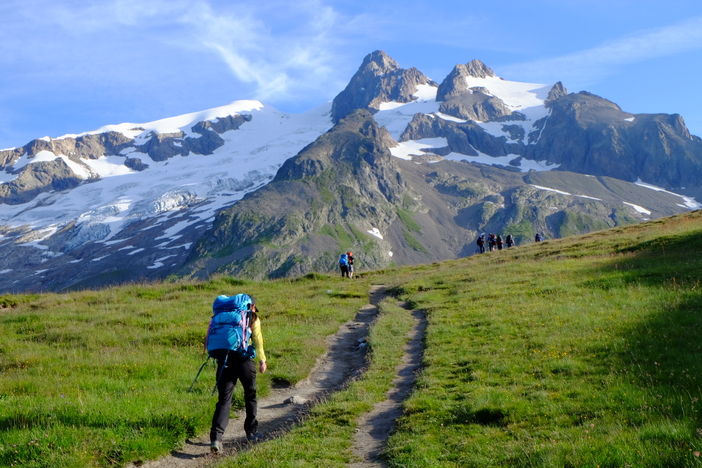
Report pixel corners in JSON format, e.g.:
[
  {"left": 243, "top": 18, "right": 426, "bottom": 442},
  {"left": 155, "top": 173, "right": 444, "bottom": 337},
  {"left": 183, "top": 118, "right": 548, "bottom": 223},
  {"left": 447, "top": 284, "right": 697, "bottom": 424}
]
[
  {"left": 1, "top": 210, "right": 702, "bottom": 467},
  {"left": 0, "top": 276, "right": 368, "bottom": 467}
]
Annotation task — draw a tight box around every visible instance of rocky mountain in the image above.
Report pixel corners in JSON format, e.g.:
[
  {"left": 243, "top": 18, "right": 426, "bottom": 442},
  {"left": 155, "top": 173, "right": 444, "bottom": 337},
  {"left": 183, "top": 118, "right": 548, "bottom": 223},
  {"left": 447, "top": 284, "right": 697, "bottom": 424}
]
[{"left": 1, "top": 51, "right": 701, "bottom": 292}]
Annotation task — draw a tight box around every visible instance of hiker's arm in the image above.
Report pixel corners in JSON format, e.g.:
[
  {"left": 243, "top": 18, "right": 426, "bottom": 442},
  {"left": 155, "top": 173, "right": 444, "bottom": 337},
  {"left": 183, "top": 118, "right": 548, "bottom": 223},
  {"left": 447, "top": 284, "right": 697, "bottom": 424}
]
[{"left": 250, "top": 319, "right": 267, "bottom": 372}]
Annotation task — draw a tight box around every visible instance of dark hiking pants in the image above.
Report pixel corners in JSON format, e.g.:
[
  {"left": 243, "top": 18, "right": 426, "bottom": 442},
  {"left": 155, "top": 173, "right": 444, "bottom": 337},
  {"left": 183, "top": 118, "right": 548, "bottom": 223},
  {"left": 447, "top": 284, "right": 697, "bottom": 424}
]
[{"left": 209, "top": 350, "right": 258, "bottom": 442}]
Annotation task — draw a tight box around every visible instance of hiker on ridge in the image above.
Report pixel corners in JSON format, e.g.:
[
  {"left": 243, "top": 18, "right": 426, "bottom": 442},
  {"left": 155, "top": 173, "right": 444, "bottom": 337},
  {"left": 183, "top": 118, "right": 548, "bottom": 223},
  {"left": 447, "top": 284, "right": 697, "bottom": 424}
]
[
  {"left": 496, "top": 235, "right": 503, "bottom": 250},
  {"left": 506, "top": 234, "right": 515, "bottom": 248},
  {"left": 535, "top": 233, "right": 544, "bottom": 242},
  {"left": 476, "top": 234, "right": 486, "bottom": 254},
  {"left": 488, "top": 234, "right": 497, "bottom": 252},
  {"left": 206, "top": 294, "right": 267, "bottom": 453},
  {"left": 346, "top": 252, "right": 355, "bottom": 278}
]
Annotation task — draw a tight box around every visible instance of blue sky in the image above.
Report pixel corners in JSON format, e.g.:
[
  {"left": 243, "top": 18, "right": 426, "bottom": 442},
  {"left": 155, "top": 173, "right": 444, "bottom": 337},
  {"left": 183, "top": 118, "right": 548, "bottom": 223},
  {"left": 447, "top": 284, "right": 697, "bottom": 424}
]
[{"left": 1, "top": 0, "right": 702, "bottom": 150}]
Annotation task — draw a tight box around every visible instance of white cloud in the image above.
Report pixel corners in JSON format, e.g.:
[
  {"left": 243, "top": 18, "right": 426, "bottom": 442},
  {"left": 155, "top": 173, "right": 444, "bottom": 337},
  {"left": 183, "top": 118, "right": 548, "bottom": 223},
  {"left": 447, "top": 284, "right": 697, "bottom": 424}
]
[
  {"left": 1, "top": 0, "right": 351, "bottom": 104},
  {"left": 180, "top": 1, "right": 346, "bottom": 101}
]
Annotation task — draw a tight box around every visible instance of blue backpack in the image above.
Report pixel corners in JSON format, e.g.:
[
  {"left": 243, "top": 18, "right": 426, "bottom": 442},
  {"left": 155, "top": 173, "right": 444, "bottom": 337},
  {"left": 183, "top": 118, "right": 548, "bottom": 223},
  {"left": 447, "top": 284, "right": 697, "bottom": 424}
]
[
  {"left": 206, "top": 294, "right": 255, "bottom": 359},
  {"left": 339, "top": 253, "right": 349, "bottom": 267}
]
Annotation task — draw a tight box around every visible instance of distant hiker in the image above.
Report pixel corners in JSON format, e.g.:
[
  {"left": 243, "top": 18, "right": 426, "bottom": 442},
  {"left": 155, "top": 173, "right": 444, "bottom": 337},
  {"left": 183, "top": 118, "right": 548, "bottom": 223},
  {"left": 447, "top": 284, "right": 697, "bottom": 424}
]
[
  {"left": 506, "top": 234, "right": 515, "bottom": 248},
  {"left": 476, "top": 234, "right": 486, "bottom": 254},
  {"left": 535, "top": 233, "right": 544, "bottom": 242},
  {"left": 206, "top": 294, "right": 267, "bottom": 452},
  {"left": 339, "top": 253, "right": 350, "bottom": 278},
  {"left": 496, "top": 235, "right": 503, "bottom": 250},
  {"left": 346, "top": 252, "right": 355, "bottom": 278},
  {"left": 488, "top": 233, "right": 497, "bottom": 252}
]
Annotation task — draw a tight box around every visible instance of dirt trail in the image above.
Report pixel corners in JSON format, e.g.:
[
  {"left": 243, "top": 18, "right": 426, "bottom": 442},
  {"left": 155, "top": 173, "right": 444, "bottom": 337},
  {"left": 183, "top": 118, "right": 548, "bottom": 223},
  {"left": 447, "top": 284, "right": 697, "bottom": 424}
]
[
  {"left": 348, "top": 303, "right": 426, "bottom": 468},
  {"left": 128, "top": 286, "right": 420, "bottom": 468}
]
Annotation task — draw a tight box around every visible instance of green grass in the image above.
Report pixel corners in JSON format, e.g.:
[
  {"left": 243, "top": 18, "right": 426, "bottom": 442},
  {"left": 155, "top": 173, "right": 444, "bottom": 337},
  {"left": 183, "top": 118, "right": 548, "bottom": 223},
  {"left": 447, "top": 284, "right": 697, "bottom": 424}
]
[
  {"left": 381, "top": 211, "right": 702, "bottom": 467},
  {"left": 2, "top": 211, "right": 702, "bottom": 467},
  {"left": 214, "top": 298, "right": 415, "bottom": 467},
  {"left": 403, "top": 229, "right": 429, "bottom": 255},
  {"left": 0, "top": 276, "right": 367, "bottom": 467},
  {"left": 398, "top": 209, "right": 422, "bottom": 233}
]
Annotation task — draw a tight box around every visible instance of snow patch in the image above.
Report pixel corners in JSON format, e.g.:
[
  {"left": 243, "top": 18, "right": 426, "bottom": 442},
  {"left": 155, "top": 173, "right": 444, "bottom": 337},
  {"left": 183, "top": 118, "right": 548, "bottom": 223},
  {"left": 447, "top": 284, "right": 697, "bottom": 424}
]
[
  {"left": 531, "top": 185, "right": 602, "bottom": 200},
  {"left": 531, "top": 185, "right": 571, "bottom": 195},
  {"left": 367, "top": 228, "right": 384, "bottom": 240},
  {"left": 634, "top": 179, "right": 702, "bottom": 209},
  {"left": 390, "top": 138, "right": 448, "bottom": 161},
  {"left": 0, "top": 269, "right": 12, "bottom": 274},
  {"left": 60, "top": 100, "right": 267, "bottom": 140},
  {"left": 623, "top": 202, "right": 651, "bottom": 215},
  {"left": 444, "top": 152, "right": 560, "bottom": 172},
  {"left": 82, "top": 156, "right": 136, "bottom": 178},
  {"left": 10, "top": 150, "right": 59, "bottom": 171},
  {"left": 168, "top": 243, "right": 192, "bottom": 250},
  {"left": 147, "top": 255, "right": 176, "bottom": 269},
  {"left": 60, "top": 156, "right": 92, "bottom": 179}
]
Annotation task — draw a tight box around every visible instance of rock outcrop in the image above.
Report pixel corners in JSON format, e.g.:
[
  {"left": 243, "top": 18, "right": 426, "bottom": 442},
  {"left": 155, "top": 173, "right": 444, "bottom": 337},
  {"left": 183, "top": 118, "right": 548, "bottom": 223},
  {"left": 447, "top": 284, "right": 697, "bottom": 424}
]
[
  {"left": 331, "top": 51, "right": 437, "bottom": 123},
  {"left": 524, "top": 92, "right": 702, "bottom": 187},
  {"left": 0, "top": 158, "right": 82, "bottom": 205},
  {"left": 435, "top": 61, "right": 512, "bottom": 121}
]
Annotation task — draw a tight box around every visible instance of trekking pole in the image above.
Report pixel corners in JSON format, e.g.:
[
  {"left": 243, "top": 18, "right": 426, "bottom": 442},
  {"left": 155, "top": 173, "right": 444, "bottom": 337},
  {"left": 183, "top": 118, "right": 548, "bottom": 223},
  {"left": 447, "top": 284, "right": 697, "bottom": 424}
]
[
  {"left": 187, "top": 356, "right": 211, "bottom": 393},
  {"left": 211, "top": 350, "right": 230, "bottom": 396}
]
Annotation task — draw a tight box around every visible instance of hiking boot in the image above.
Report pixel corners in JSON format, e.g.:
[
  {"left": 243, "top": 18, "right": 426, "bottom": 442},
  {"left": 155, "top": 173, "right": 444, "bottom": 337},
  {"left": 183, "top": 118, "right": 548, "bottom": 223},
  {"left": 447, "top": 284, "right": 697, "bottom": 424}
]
[
  {"left": 246, "top": 432, "right": 263, "bottom": 442},
  {"left": 210, "top": 440, "right": 223, "bottom": 453}
]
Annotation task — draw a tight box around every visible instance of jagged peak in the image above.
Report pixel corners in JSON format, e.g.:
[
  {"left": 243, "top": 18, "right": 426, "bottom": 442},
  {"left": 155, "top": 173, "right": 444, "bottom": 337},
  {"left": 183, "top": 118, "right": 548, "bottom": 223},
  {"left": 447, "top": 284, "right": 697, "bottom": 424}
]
[
  {"left": 331, "top": 51, "right": 433, "bottom": 123},
  {"left": 546, "top": 82, "right": 568, "bottom": 102},
  {"left": 436, "top": 60, "right": 497, "bottom": 101},
  {"left": 359, "top": 50, "right": 400, "bottom": 74},
  {"left": 461, "top": 59, "right": 496, "bottom": 79}
]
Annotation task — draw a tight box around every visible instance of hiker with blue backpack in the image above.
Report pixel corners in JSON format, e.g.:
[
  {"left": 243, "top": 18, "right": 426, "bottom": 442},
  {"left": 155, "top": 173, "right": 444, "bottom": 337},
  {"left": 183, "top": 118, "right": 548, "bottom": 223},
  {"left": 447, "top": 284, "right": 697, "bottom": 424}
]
[
  {"left": 339, "top": 252, "right": 351, "bottom": 278},
  {"left": 205, "top": 293, "right": 267, "bottom": 453}
]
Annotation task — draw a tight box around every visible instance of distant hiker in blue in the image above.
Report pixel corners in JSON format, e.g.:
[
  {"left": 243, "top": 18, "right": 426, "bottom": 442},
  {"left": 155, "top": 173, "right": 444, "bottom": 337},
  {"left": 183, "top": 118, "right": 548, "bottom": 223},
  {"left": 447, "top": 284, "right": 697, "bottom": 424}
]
[
  {"left": 535, "top": 233, "right": 544, "bottom": 242},
  {"left": 339, "top": 253, "right": 351, "bottom": 278},
  {"left": 205, "top": 294, "right": 267, "bottom": 452}
]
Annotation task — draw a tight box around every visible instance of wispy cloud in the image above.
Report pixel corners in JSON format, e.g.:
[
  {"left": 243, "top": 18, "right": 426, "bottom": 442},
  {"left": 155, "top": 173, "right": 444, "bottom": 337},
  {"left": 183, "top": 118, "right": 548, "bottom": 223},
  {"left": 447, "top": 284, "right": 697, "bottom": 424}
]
[
  {"left": 182, "top": 1, "right": 346, "bottom": 101},
  {"left": 499, "top": 16, "right": 702, "bottom": 86},
  {"left": 0, "top": 0, "right": 354, "bottom": 104}
]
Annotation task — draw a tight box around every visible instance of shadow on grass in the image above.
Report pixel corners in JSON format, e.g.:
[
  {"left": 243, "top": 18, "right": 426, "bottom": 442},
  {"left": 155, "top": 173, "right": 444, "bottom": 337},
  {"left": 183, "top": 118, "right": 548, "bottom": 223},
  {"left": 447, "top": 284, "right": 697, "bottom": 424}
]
[{"left": 588, "top": 227, "right": 702, "bottom": 427}]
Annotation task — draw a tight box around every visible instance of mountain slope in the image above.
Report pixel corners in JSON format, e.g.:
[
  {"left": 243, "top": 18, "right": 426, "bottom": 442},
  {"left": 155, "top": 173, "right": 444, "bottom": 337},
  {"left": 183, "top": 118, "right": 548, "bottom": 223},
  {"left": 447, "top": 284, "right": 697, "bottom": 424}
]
[
  {"left": 181, "top": 109, "right": 697, "bottom": 280},
  {"left": 0, "top": 50, "right": 700, "bottom": 292},
  {"left": 0, "top": 102, "right": 333, "bottom": 291}
]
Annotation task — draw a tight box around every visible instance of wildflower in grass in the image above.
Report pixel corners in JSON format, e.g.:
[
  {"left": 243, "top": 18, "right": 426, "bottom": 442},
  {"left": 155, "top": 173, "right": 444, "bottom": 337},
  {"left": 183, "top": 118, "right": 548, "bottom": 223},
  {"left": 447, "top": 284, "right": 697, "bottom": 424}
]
[{"left": 694, "top": 451, "right": 700, "bottom": 457}]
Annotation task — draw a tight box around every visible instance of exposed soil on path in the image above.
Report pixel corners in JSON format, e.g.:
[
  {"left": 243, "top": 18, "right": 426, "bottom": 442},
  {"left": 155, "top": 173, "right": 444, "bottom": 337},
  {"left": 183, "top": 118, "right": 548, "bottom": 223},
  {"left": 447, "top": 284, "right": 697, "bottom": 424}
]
[
  {"left": 348, "top": 303, "right": 426, "bottom": 468},
  {"left": 131, "top": 286, "right": 389, "bottom": 468}
]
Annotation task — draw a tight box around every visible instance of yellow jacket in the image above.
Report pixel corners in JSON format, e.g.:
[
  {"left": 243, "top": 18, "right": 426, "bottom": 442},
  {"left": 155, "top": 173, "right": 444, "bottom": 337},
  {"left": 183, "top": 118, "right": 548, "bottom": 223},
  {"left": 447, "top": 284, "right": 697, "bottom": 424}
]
[{"left": 250, "top": 318, "right": 266, "bottom": 362}]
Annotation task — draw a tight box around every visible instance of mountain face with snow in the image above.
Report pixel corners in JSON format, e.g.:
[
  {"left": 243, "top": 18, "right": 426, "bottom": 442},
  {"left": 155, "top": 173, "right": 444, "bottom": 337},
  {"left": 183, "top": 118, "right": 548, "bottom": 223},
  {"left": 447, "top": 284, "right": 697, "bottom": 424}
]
[{"left": 1, "top": 50, "right": 701, "bottom": 292}]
